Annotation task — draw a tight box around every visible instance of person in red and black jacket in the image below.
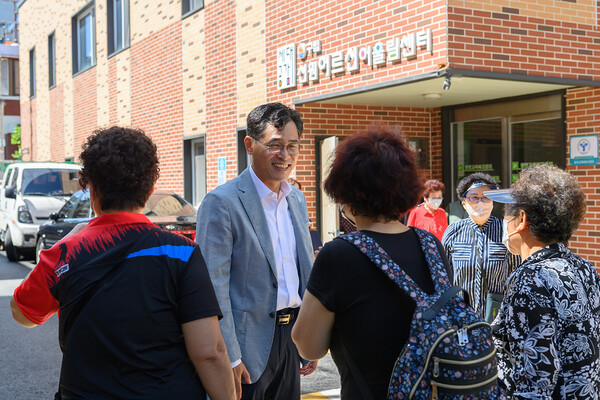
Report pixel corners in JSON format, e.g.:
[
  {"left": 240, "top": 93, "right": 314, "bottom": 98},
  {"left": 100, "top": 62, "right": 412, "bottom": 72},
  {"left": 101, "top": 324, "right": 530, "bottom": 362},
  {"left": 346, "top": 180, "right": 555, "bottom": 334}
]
[{"left": 10, "top": 127, "right": 235, "bottom": 400}]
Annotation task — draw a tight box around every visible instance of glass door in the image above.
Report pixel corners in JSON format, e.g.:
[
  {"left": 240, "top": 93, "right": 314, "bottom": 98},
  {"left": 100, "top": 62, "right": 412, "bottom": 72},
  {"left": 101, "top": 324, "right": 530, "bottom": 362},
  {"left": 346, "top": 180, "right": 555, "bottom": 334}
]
[
  {"left": 510, "top": 116, "right": 564, "bottom": 184},
  {"left": 447, "top": 93, "right": 565, "bottom": 204},
  {"left": 451, "top": 118, "right": 504, "bottom": 200}
]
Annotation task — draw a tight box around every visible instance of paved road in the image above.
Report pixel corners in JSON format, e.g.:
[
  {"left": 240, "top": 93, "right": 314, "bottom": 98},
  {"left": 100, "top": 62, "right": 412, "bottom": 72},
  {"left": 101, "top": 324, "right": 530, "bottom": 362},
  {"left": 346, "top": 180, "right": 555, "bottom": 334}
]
[{"left": 0, "top": 252, "right": 340, "bottom": 399}]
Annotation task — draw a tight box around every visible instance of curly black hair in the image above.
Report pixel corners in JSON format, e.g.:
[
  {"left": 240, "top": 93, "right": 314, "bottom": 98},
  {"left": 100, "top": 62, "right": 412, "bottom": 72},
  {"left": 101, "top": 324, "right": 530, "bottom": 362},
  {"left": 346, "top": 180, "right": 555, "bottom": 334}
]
[
  {"left": 246, "top": 102, "right": 303, "bottom": 140},
  {"left": 79, "top": 126, "right": 160, "bottom": 211},
  {"left": 505, "top": 164, "right": 586, "bottom": 244},
  {"left": 456, "top": 172, "right": 498, "bottom": 201}
]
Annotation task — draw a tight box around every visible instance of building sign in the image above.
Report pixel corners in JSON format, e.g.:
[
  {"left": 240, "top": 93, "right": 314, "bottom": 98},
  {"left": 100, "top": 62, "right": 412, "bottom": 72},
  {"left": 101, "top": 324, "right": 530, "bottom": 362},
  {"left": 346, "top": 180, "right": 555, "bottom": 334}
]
[
  {"left": 276, "top": 29, "right": 433, "bottom": 90},
  {"left": 277, "top": 43, "right": 296, "bottom": 90},
  {"left": 570, "top": 134, "right": 599, "bottom": 166},
  {"left": 217, "top": 157, "right": 227, "bottom": 186}
]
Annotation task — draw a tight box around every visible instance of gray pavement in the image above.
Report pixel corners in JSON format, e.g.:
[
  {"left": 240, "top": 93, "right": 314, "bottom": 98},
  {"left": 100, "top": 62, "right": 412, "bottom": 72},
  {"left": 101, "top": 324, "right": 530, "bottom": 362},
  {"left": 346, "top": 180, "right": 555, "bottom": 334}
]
[{"left": 0, "top": 256, "right": 62, "bottom": 399}]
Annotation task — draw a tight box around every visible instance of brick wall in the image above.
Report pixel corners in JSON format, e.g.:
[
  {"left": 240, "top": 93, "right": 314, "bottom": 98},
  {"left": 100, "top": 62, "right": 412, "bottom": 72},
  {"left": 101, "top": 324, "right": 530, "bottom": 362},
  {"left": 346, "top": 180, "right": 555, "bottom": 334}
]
[
  {"left": 50, "top": 83, "right": 65, "bottom": 161},
  {"left": 19, "top": 0, "right": 90, "bottom": 161},
  {"left": 295, "top": 103, "right": 442, "bottom": 223},
  {"left": 108, "top": 57, "right": 118, "bottom": 125},
  {"left": 204, "top": 0, "right": 238, "bottom": 189},
  {"left": 566, "top": 87, "right": 600, "bottom": 268},
  {"left": 73, "top": 69, "right": 98, "bottom": 159},
  {"left": 130, "top": 21, "right": 183, "bottom": 193},
  {"left": 447, "top": 6, "right": 600, "bottom": 79},
  {"left": 236, "top": 2, "right": 267, "bottom": 127},
  {"left": 265, "top": 0, "right": 448, "bottom": 105},
  {"left": 181, "top": 6, "right": 207, "bottom": 139},
  {"left": 21, "top": 98, "right": 36, "bottom": 161}
]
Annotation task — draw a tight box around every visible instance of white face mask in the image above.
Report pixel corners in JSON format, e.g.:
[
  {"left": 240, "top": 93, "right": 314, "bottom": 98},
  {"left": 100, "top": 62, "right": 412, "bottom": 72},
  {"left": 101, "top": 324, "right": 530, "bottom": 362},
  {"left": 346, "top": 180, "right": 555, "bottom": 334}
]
[
  {"left": 465, "top": 201, "right": 493, "bottom": 219},
  {"left": 428, "top": 197, "right": 443, "bottom": 209},
  {"left": 502, "top": 216, "right": 519, "bottom": 253}
]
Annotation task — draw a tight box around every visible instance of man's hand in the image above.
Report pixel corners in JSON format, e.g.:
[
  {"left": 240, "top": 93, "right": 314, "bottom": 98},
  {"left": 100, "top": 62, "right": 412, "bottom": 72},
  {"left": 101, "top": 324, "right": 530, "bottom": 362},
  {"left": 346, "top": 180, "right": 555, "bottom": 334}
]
[
  {"left": 300, "top": 360, "right": 318, "bottom": 376},
  {"left": 313, "top": 246, "right": 322, "bottom": 258},
  {"left": 233, "top": 362, "right": 252, "bottom": 400}
]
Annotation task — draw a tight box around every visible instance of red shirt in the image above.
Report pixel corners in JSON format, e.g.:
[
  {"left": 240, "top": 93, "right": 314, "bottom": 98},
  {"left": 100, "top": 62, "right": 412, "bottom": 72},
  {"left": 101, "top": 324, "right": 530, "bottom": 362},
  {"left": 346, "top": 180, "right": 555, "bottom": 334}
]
[{"left": 406, "top": 203, "right": 448, "bottom": 241}]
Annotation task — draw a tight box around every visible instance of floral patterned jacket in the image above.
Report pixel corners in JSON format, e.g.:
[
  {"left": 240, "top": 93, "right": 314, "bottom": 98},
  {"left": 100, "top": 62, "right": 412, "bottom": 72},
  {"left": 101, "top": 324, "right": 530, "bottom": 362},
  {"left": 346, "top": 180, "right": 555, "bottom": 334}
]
[{"left": 492, "top": 243, "right": 600, "bottom": 399}]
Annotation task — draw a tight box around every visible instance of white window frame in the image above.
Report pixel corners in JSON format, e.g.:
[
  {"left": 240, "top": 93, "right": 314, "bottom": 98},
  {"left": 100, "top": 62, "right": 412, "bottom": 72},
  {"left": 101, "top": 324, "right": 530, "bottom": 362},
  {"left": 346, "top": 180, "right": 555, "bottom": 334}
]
[
  {"left": 108, "top": 0, "right": 130, "bottom": 56},
  {"left": 29, "top": 48, "right": 35, "bottom": 98},
  {"left": 72, "top": 3, "right": 96, "bottom": 75},
  {"left": 182, "top": 0, "right": 204, "bottom": 18},
  {"left": 48, "top": 32, "right": 56, "bottom": 88}
]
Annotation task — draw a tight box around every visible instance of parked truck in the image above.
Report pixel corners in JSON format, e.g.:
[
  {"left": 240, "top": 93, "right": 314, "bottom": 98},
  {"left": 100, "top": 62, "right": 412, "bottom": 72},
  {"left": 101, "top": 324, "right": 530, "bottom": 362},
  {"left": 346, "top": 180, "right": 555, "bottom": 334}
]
[{"left": 0, "top": 162, "right": 81, "bottom": 261}]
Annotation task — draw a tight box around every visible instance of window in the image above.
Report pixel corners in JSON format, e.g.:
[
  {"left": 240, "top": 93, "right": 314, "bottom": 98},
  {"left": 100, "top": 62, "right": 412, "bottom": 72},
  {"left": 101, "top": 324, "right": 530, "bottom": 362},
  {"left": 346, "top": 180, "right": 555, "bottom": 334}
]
[
  {"left": 183, "top": 136, "right": 206, "bottom": 207},
  {"left": 72, "top": 3, "right": 96, "bottom": 75},
  {"left": 182, "top": 0, "right": 203, "bottom": 17},
  {"left": 48, "top": 32, "right": 56, "bottom": 88},
  {"left": 3, "top": 168, "right": 13, "bottom": 187},
  {"left": 237, "top": 128, "right": 251, "bottom": 175},
  {"left": 29, "top": 48, "right": 35, "bottom": 97},
  {"left": 446, "top": 93, "right": 565, "bottom": 203},
  {"left": 107, "top": 0, "right": 130, "bottom": 56},
  {"left": 1, "top": 58, "right": 19, "bottom": 96}
]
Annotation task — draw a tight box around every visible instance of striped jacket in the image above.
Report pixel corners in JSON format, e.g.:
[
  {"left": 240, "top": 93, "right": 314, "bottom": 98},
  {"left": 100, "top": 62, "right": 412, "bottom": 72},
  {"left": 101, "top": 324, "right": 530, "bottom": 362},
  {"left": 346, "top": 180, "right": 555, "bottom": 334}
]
[{"left": 442, "top": 216, "right": 520, "bottom": 316}]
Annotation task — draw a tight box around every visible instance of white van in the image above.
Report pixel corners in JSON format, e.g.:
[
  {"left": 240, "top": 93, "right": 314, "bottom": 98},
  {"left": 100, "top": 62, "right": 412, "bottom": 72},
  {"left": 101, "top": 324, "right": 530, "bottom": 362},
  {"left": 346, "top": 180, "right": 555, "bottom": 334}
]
[{"left": 0, "top": 162, "right": 81, "bottom": 261}]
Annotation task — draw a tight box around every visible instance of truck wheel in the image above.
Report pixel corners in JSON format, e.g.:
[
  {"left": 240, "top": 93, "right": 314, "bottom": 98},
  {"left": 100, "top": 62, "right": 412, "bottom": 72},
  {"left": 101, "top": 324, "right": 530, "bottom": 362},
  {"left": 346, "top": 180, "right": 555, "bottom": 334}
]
[{"left": 5, "top": 230, "right": 20, "bottom": 262}]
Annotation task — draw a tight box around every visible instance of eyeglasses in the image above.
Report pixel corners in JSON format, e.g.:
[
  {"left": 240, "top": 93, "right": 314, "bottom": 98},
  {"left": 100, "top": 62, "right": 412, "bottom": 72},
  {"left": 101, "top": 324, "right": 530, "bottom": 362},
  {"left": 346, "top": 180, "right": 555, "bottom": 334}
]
[
  {"left": 465, "top": 195, "right": 492, "bottom": 203},
  {"left": 254, "top": 139, "right": 300, "bottom": 156}
]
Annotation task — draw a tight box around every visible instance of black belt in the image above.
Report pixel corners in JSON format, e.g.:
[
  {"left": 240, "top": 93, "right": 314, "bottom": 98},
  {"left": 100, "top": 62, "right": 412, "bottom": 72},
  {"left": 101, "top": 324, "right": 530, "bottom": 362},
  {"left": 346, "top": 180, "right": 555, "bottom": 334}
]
[{"left": 276, "top": 307, "right": 299, "bottom": 325}]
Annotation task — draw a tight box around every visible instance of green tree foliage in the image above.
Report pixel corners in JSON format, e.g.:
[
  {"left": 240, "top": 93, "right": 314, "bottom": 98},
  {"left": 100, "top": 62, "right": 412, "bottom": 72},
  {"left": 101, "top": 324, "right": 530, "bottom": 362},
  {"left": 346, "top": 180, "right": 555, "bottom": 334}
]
[{"left": 10, "top": 125, "right": 21, "bottom": 160}]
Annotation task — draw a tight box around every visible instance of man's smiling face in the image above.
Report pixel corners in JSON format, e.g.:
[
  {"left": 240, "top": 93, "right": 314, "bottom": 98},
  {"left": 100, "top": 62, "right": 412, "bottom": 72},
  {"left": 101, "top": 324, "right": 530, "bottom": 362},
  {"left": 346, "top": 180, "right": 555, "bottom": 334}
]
[{"left": 246, "top": 121, "right": 300, "bottom": 193}]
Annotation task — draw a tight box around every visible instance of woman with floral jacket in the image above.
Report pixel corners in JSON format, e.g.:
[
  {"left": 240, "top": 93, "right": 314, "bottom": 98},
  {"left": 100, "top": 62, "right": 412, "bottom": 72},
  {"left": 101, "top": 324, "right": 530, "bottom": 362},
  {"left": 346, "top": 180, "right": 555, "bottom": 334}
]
[{"left": 486, "top": 164, "right": 600, "bottom": 399}]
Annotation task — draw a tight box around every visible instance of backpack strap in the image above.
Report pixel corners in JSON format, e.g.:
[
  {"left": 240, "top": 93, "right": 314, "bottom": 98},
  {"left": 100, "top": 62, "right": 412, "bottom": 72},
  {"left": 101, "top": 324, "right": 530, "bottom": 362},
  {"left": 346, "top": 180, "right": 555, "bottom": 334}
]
[{"left": 340, "top": 228, "right": 452, "bottom": 299}]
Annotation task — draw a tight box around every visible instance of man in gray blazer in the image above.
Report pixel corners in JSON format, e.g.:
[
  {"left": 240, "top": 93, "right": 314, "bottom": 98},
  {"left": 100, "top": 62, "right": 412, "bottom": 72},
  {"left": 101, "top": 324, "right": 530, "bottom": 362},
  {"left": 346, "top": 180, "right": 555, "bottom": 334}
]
[{"left": 196, "top": 103, "right": 317, "bottom": 400}]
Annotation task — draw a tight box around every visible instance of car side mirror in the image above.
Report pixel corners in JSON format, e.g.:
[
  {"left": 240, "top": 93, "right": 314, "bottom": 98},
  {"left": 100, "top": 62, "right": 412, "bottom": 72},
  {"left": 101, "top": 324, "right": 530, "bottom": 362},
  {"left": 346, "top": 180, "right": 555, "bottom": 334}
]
[
  {"left": 5, "top": 187, "right": 16, "bottom": 199},
  {"left": 50, "top": 212, "right": 59, "bottom": 221}
]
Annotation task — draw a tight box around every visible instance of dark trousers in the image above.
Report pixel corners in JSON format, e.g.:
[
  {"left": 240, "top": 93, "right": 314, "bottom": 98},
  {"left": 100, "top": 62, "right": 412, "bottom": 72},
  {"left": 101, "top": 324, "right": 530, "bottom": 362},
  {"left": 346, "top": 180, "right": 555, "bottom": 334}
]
[{"left": 241, "top": 319, "right": 300, "bottom": 400}]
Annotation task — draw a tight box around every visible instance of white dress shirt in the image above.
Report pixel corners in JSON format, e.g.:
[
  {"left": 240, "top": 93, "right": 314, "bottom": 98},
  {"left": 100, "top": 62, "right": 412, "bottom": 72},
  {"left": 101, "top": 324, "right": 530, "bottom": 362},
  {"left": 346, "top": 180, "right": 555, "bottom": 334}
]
[{"left": 249, "top": 167, "right": 302, "bottom": 311}]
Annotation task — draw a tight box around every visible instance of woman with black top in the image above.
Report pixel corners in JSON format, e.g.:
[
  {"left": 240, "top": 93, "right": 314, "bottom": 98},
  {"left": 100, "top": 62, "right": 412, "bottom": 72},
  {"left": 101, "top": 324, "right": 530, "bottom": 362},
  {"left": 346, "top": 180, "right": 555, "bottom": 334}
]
[{"left": 291, "top": 126, "right": 451, "bottom": 399}]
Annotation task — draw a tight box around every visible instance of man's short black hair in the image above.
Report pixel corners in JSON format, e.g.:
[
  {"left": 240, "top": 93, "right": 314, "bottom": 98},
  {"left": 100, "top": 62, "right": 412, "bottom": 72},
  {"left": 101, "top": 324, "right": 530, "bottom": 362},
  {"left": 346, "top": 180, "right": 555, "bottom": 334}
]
[{"left": 246, "top": 102, "right": 303, "bottom": 140}]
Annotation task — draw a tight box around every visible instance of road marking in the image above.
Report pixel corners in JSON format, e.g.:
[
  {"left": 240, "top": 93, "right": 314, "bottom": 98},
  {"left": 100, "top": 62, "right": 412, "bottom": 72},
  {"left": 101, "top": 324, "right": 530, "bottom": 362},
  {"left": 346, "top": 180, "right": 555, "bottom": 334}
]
[
  {"left": 301, "top": 388, "right": 341, "bottom": 399},
  {"left": 0, "top": 279, "right": 22, "bottom": 296}
]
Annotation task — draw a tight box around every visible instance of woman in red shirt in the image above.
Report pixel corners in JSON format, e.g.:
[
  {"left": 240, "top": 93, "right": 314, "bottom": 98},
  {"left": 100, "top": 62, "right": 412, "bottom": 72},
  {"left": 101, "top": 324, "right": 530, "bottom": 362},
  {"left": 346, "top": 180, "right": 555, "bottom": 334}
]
[{"left": 406, "top": 179, "right": 448, "bottom": 240}]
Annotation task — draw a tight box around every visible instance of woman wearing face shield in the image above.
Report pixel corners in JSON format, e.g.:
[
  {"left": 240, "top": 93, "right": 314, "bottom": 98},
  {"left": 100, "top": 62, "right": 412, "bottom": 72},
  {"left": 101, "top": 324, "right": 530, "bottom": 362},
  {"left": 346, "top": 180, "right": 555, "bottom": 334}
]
[
  {"left": 441, "top": 173, "right": 521, "bottom": 320},
  {"left": 406, "top": 179, "right": 448, "bottom": 240},
  {"left": 485, "top": 165, "right": 600, "bottom": 399}
]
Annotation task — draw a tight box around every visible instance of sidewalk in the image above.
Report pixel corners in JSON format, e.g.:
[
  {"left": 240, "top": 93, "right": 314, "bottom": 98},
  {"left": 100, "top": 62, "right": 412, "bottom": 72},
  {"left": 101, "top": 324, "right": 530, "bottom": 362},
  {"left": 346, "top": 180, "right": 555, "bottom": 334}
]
[{"left": 302, "top": 388, "right": 341, "bottom": 399}]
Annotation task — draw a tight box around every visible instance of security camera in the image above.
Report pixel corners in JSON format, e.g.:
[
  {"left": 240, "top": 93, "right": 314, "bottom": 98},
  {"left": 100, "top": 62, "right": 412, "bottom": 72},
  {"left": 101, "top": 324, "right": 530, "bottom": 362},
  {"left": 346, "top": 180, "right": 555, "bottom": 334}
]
[{"left": 442, "top": 77, "right": 451, "bottom": 91}]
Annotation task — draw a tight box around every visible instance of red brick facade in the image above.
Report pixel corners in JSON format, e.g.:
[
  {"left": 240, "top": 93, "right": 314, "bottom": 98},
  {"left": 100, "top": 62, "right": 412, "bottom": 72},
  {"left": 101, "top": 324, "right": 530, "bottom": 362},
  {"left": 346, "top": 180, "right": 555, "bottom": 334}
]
[
  {"left": 130, "top": 22, "right": 183, "bottom": 193},
  {"left": 17, "top": 0, "right": 600, "bottom": 267},
  {"left": 566, "top": 87, "right": 600, "bottom": 265},
  {"left": 296, "top": 104, "right": 442, "bottom": 223},
  {"left": 108, "top": 57, "right": 118, "bottom": 125},
  {"left": 73, "top": 69, "right": 98, "bottom": 155},
  {"left": 204, "top": 0, "right": 238, "bottom": 189},
  {"left": 448, "top": 7, "right": 600, "bottom": 79},
  {"left": 265, "top": 0, "right": 448, "bottom": 103},
  {"left": 50, "top": 84, "right": 65, "bottom": 161}
]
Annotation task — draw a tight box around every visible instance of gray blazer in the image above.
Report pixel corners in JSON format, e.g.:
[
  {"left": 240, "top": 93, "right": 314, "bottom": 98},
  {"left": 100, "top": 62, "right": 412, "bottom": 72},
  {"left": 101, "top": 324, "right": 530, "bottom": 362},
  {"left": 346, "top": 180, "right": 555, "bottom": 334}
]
[{"left": 195, "top": 168, "right": 314, "bottom": 381}]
